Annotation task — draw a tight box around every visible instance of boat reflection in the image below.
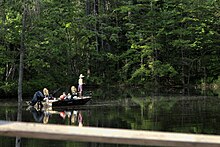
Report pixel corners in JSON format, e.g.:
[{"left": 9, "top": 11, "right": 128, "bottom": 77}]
[
  {"left": 59, "top": 109, "right": 83, "bottom": 127},
  {"left": 28, "top": 106, "right": 50, "bottom": 124},
  {"left": 27, "top": 106, "right": 85, "bottom": 126}
]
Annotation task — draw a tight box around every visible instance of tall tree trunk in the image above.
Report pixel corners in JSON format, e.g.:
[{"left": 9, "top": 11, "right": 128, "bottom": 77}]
[
  {"left": 94, "top": 0, "right": 99, "bottom": 52},
  {"left": 180, "top": 3, "right": 185, "bottom": 86},
  {"left": 1, "top": 1, "right": 8, "bottom": 82},
  {"left": 86, "top": 0, "right": 91, "bottom": 15},
  {"left": 18, "top": 3, "right": 27, "bottom": 106},
  {"left": 150, "top": 1, "right": 159, "bottom": 84}
]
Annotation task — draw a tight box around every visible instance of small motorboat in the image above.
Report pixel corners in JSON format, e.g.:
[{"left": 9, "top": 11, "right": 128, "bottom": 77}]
[
  {"left": 51, "top": 96, "right": 92, "bottom": 107},
  {"left": 27, "top": 96, "right": 92, "bottom": 108}
]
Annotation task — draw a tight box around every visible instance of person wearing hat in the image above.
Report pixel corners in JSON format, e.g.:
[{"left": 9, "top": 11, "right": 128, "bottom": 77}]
[{"left": 78, "top": 74, "right": 84, "bottom": 97}]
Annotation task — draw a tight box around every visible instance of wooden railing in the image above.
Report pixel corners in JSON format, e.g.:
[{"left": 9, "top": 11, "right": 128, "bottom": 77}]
[{"left": 0, "top": 120, "right": 220, "bottom": 147}]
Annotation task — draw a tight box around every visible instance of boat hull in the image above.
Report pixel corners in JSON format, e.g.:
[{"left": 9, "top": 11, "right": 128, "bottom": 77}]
[{"left": 52, "top": 97, "right": 91, "bottom": 107}]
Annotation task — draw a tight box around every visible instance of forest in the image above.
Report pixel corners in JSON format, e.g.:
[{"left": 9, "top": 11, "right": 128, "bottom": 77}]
[{"left": 0, "top": 0, "right": 220, "bottom": 96}]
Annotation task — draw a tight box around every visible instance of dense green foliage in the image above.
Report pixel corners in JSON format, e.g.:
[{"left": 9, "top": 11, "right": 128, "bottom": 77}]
[{"left": 0, "top": 0, "right": 220, "bottom": 95}]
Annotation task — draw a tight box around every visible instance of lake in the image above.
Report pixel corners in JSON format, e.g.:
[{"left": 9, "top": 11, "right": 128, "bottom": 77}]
[{"left": 0, "top": 87, "right": 220, "bottom": 147}]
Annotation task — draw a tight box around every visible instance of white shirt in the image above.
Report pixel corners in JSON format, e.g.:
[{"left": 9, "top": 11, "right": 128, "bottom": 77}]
[{"left": 78, "top": 78, "right": 83, "bottom": 85}]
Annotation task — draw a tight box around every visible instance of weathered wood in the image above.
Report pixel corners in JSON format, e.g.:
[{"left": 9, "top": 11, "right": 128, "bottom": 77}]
[{"left": 0, "top": 120, "right": 220, "bottom": 147}]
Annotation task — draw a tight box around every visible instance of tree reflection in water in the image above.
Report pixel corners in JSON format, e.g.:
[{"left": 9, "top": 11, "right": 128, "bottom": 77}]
[
  {"left": 15, "top": 100, "right": 22, "bottom": 147},
  {"left": 0, "top": 88, "right": 220, "bottom": 147}
]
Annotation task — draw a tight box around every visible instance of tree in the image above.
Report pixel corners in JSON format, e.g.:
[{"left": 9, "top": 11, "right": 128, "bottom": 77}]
[{"left": 18, "top": 1, "right": 27, "bottom": 105}]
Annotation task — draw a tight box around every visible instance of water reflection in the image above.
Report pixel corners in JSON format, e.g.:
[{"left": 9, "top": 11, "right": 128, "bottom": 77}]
[
  {"left": 57, "top": 109, "right": 84, "bottom": 126},
  {"left": 15, "top": 100, "right": 22, "bottom": 147},
  {"left": 129, "top": 95, "right": 220, "bottom": 134},
  {"left": 27, "top": 107, "right": 50, "bottom": 124},
  {"left": 27, "top": 106, "right": 84, "bottom": 127},
  {"left": 1, "top": 87, "right": 220, "bottom": 147}
]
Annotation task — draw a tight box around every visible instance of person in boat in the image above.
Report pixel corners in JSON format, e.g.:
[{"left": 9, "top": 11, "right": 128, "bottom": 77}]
[
  {"left": 59, "top": 91, "right": 77, "bottom": 100},
  {"left": 59, "top": 92, "right": 67, "bottom": 100},
  {"left": 43, "top": 88, "right": 55, "bottom": 100},
  {"left": 29, "top": 88, "right": 50, "bottom": 107},
  {"left": 67, "top": 93, "right": 71, "bottom": 99},
  {"left": 43, "top": 88, "right": 49, "bottom": 98},
  {"left": 78, "top": 74, "right": 84, "bottom": 97},
  {"left": 71, "top": 86, "right": 78, "bottom": 98}
]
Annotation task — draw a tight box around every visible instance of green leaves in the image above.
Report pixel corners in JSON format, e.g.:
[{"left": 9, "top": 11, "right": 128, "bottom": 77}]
[
  {"left": 148, "top": 61, "right": 177, "bottom": 77},
  {"left": 65, "top": 22, "right": 71, "bottom": 28},
  {"left": 0, "top": 0, "right": 220, "bottom": 94}
]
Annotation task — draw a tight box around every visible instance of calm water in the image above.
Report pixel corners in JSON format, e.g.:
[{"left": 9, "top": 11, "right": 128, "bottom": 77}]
[{"left": 0, "top": 87, "right": 220, "bottom": 147}]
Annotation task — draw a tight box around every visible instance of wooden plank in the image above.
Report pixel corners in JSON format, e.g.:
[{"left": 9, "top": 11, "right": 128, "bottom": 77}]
[{"left": 0, "top": 121, "right": 220, "bottom": 147}]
